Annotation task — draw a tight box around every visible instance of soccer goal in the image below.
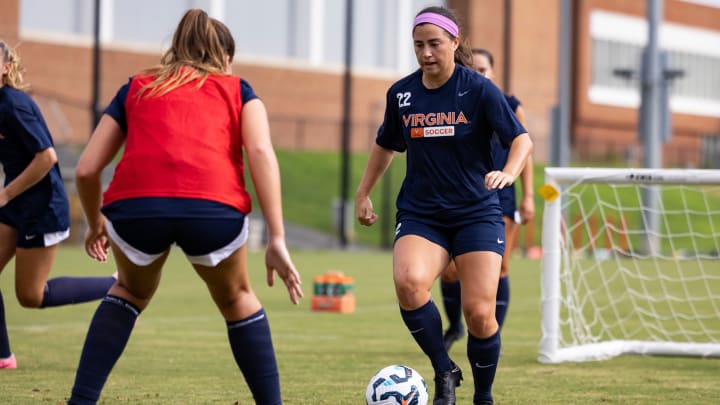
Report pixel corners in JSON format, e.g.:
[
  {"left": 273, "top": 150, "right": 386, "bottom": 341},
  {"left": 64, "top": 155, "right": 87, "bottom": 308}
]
[{"left": 539, "top": 167, "right": 720, "bottom": 363}]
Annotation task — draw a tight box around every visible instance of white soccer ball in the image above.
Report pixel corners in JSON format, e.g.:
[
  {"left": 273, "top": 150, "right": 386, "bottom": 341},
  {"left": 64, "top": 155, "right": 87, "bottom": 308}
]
[{"left": 365, "top": 364, "right": 429, "bottom": 405}]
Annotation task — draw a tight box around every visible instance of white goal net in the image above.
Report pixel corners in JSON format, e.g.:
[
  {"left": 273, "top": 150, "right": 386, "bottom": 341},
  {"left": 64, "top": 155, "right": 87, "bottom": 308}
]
[{"left": 539, "top": 168, "right": 720, "bottom": 363}]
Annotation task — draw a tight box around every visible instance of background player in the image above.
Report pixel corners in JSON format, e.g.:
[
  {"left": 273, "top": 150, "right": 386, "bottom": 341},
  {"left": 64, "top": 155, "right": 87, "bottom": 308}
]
[
  {"left": 441, "top": 48, "right": 535, "bottom": 351},
  {"left": 0, "top": 40, "right": 116, "bottom": 370}
]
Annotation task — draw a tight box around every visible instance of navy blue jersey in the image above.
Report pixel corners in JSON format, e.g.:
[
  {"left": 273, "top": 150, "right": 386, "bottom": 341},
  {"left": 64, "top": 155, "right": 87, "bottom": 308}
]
[
  {"left": 100, "top": 77, "right": 259, "bottom": 220},
  {"left": 491, "top": 94, "right": 523, "bottom": 217},
  {"left": 377, "top": 64, "right": 526, "bottom": 223},
  {"left": 489, "top": 94, "right": 521, "bottom": 171},
  {"left": 504, "top": 94, "right": 520, "bottom": 113},
  {"left": 0, "top": 86, "right": 69, "bottom": 231}
]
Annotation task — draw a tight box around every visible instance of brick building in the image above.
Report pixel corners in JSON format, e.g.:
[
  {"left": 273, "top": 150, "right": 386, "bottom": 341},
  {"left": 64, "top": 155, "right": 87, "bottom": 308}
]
[{"left": 2, "top": 0, "right": 719, "bottom": 166}]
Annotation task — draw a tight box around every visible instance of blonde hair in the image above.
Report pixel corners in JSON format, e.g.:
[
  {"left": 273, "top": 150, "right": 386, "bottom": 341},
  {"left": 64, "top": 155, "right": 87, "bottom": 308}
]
[
  {"left": 0, "top": 40, "right": 29, "bottom": 90},
  {"left": 137, "top": 9, "right": 235, "bottom": 98}
]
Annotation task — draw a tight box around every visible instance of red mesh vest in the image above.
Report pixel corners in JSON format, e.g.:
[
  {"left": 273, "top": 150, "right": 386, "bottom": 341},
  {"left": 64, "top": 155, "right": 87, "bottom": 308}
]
[{"left": 103, "top": 73, "right": 251, "bottom": 214}]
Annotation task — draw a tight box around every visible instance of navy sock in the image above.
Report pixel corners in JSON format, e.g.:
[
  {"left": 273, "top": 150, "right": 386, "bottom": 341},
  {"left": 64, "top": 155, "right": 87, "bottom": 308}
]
[
  {"left": 441, "top": 280, "right": 463, "bottom": 332},
  {"left": 41, "top": 276, "right": 115, "bottom": 308},
  {"left": 467, "top": 330, "right": 501, "bottom": 404},
  {"left": 496, "top": 277, "right": 510, "bottom": 330},
  {"left": 400, "top": 300, "right": 452, "bottom": 373},
  {"left": 69, "top": 295, "right": 139, "bottom": 405},
  {"left": 0, "top": 290, "right": 10, "bottom": 358},
  {"left": 227, "top": 308, "right": 281, "bottom": 405}
]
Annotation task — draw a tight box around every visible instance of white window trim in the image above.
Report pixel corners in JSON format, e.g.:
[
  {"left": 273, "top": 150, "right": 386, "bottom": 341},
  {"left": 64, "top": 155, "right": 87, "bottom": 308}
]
[
  {"left": 590, "top": 10, "right": 720, "bottom": 117},
  {"left": 588, "top": 85, "right": 720, "bottom": 117}
]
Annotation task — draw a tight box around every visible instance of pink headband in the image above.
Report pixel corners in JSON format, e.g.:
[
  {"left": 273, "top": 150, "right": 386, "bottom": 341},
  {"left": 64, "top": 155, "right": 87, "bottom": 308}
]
[{"left": 413, "top": 12, "right": 459, "bottom": 38}]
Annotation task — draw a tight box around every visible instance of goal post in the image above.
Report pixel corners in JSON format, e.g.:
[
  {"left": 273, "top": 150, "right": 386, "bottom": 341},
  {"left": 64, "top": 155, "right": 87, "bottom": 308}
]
[{"left": 539, "top": 167, "right": 720, "bottom": 363}]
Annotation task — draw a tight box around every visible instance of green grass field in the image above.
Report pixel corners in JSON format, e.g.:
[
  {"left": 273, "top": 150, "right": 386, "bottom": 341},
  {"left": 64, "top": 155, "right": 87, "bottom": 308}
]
[
  {"left": 255, "top": 150, "right": 720, "bottom": 253},
  {"left": 254, "top": 149, "right": 546, "bottom": 248},
  {"left": 2, "top": 247, "right": 719, "bottom": 404}
]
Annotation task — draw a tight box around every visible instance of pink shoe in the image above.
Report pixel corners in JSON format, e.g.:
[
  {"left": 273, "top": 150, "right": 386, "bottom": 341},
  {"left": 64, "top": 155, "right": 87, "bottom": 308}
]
[{"left": 0, "top": 354, "right": 16, "bottom": 369}]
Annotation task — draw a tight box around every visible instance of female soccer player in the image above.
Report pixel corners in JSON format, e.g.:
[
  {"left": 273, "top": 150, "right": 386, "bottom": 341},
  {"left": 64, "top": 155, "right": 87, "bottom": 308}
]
[
  {"left": 355, "top": 6, "right": 532, "bottom": 405},
  {"left": 67, "top": 10, "right": 302, "bottom": 404},
  {"left": 440, "top": 48, "right": 536, "bottom": 351},
  {"left": 0, "top": 40, "right": 116, "bottom": 370}
]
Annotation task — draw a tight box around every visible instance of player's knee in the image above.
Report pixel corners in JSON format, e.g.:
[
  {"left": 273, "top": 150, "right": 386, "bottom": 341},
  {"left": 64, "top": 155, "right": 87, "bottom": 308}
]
[
  {"left": 393, "top": 266, "right": 425, "bottom": 290},
  {"left": 119, "top": 283, "right": 155, "bottom": 303},
  {"left": 464, "top": 304, "right": 496, "bottom": 336},
  {"left": 395, "top": 284, "right": 424, "bottom": 307},
  {"left": 16, "top": 289, "right": 43, "bottom": 308},
  {"left": 394, "top": 282, "right": 431, "bottom": 310},
  {"left": 213, "top": 285, "right": 258, "bottom": 314}
]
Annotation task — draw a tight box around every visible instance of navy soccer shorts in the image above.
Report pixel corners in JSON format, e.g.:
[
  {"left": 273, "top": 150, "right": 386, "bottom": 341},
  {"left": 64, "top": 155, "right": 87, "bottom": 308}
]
[
  {"left": 106, "top": 216, "right": 248, "bottom": 267},
  {"left": 0, "top": 206, "right": 69, "bottom": 248},
  {"left": 394, "top": 215, "right": 505, "bottom": 257}
]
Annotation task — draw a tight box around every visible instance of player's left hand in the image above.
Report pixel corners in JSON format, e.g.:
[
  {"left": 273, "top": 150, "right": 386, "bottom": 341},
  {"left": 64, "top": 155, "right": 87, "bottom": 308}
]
[{"left": 485, "top": 170, "right": 514, "bottom": 190}]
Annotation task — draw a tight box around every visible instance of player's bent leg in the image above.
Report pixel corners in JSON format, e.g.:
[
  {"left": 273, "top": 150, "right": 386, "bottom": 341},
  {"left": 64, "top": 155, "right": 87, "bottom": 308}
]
[
  {"left": 394, "top": 235, "right": 461, "bottom": 404},
  {"left": 15, "top": 234, "right": 116, "bottom": 309},
  {"left": 0, "top": 291, "right": 14, "bottom": 368},
  {"left": 500, "top": 216, "right": 519, "bottom": 279},
  {"left": 393, "top": 235, "right": 448, "bottom": 310},
  {"left": 440, "top": 261, "right": 464, "bottom": 351},
  {"left": 69, "top": 244, "right": 167, "bottom": 405},
  {"left": 69, "top": 292, "right": 143, "bottom": 405},
  {"left": 193, "top": 246, "right": 281, "bottom": 405},
  {"left": 192, "top": 245, "right": 261, "bottom": 320},
  {"left": 14, "top": 245, "right": 58, "bottom": 308},
  {"left": 456, "top": 252, "right": 500, "bottom": 338},
  {"left": 0, "top": 223, "right": 17, "bottom": 273},
  {"left": 497, "top": 216, "right": 519, "bottom": 331},
  {"left": 107, "top": 241, "right": 168, "bottom": 309},
  {"left": 0, "top": 224, "right": 17, "bottom": 365},
  {"left": 456, "top": 251, "right": 502, "bottom": 405}
]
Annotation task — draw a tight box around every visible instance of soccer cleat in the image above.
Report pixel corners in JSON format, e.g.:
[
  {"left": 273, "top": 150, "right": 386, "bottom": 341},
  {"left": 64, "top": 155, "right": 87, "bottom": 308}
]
[
  {"left": 474, "top": 401, "right": 494, "bottom": 405},
  {"left": 432, "top": 360, "right": 462, "bottom": 405},
  {"left": 0, "top": 354, "right": 17, "bottom": 369},
  {"left": 443, "top": 325, "right": 465, "bottom": 351}
]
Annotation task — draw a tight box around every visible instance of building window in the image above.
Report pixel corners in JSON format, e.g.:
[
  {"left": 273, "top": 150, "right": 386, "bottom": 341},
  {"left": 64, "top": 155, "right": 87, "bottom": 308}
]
[
  {"left": 19, "top": 0, "right": 445, "bottom": 75},
  {"left": 702, "top": 134, "right": 720, "bottom": 168},
  {"left": 589, "top": 10, "right": 720, "bottom": 117}
]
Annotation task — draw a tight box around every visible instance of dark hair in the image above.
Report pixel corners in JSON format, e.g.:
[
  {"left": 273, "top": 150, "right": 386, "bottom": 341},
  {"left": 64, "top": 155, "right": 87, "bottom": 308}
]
[
  {"left": 471, "top": 48, "right": 494, "bottom": 67},
  {"left": 212, "top": 18, "right": 235, "bottom": 63},
  {"left": 414, "top": 6, "right": 473, "bottom": 68},
  {"left": 138, "top": 9, "right": 236, "bottom": 98}
]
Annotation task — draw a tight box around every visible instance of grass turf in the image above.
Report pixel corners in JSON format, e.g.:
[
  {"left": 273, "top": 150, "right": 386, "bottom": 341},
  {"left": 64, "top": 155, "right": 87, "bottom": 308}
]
[{"left": 1, "top": 247, "right": 719, "bottom": 404}]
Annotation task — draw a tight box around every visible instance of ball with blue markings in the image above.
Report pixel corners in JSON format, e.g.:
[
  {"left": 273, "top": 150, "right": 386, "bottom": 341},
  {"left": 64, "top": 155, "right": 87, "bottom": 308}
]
[{"left": 365, "top": 364, "right": 428, "bottom": 405}]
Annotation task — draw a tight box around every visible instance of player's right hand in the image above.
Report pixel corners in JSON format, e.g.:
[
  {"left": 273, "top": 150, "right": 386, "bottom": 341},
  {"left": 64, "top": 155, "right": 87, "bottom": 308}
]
[
  {"left": 84, "top": 216, "right": 110, "bottom": 262},
  {"left": 356, "top": 196, "right": 377, "bottom": 226}
]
